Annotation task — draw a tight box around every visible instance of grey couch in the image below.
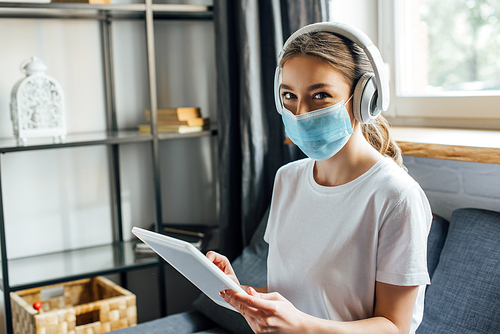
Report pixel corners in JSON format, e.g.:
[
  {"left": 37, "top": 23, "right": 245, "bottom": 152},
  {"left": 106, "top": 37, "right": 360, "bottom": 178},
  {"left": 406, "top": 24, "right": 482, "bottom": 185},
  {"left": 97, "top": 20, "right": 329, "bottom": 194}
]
[{"left": 113, "top": 208, "right": 500, "bottom": 334}]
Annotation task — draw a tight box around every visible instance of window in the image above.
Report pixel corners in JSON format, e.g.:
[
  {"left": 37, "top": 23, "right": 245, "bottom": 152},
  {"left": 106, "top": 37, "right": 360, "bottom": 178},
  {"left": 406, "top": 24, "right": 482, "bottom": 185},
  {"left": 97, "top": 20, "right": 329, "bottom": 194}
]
[
  {"left": 379, "top": 0, "right": 500, "bottom": 128},
  {"left": 396, "top": 0, "right": 500, "bottom": 96}
]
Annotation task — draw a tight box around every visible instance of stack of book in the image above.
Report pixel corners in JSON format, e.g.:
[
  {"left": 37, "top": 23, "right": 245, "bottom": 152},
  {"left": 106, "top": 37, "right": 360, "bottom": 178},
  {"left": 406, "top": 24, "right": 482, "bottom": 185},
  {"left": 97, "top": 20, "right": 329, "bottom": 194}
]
[{"left": 138, "top": 107, "right": 210, "bottom": 134}]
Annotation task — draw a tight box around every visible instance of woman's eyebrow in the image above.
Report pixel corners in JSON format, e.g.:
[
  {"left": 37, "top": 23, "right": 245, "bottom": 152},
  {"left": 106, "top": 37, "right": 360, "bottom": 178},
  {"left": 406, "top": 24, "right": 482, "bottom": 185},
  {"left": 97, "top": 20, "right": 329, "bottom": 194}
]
[
  {"left": 307, "top": 83, "right": 333, "bottom": 91},
  {"left": 280, "top": 83, "right": 333, "bottom": 91}
]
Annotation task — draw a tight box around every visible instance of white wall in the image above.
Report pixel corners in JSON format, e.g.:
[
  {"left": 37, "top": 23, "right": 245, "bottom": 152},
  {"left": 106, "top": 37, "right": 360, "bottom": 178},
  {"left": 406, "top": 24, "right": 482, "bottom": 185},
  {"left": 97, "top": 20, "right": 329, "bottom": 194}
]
[
  {"left": 405, "top": 157, "right": 500, "bottom": 221},
  {"left": 328, "top": 0, "right": 378, "bottom": 43}
]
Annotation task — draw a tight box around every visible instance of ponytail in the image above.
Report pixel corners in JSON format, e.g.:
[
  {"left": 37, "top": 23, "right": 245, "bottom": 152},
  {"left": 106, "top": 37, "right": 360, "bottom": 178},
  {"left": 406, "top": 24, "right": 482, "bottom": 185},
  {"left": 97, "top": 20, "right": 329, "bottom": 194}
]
[{"left": 361, "top": 115, "right": 404, "bottom": 168}]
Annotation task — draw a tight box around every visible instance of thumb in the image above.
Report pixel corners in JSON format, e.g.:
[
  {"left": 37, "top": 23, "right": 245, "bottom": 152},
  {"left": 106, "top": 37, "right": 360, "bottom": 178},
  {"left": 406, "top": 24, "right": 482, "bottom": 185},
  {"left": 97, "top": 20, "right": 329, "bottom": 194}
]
[
  {"left": 253, "top": 290, "right": 285, "bottom": 301},
  {"left": 247, "top": 287, "right": 260, "bottom": 297},
  {"left": 247, "top": 287, "right": 270, "bottom": 300}
]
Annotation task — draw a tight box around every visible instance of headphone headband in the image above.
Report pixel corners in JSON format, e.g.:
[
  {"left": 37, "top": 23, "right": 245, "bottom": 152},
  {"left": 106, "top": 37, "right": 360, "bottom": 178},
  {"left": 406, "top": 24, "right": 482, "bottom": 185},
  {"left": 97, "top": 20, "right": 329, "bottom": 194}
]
[{"left": 276, "top": 22, "right": 389, "bottom": 113}]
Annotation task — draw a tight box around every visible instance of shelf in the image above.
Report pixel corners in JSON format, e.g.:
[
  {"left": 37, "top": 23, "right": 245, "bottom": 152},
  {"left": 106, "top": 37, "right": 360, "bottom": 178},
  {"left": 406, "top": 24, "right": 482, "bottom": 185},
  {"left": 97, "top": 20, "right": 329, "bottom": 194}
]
[
  {"left": 0, "top": 128, "right": 218, "bottom": 153},
  {"left": 0, "top": 3, "right": 218, "bottom": 329},
  {"left": 0, "top": 240, "right": 159, "bottom": 291},
  {"left": 0, "top": 130, "right": 153, "bottom": 153},
  {"left": 0, "top": 2, "right": 212, "bottom": 20},
  {"left": 0, "top": 2, "right": 146, "bottom": 19},
  {"left": 392, "top": 127, "right": 500, "bottom": 164}
]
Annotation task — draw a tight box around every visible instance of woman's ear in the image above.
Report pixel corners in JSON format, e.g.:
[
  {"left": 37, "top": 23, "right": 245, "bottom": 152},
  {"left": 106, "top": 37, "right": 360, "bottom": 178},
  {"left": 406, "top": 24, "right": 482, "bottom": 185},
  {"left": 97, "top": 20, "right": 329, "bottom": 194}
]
[{"left": 346, "top": 99, "right": 357, "bottom": 129}]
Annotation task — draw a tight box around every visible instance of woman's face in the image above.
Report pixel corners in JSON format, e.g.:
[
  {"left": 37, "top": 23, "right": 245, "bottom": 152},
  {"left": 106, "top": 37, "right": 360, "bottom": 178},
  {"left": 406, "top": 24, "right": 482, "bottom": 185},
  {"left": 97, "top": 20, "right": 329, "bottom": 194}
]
[{"left": 280, "top": 55, "right": 352, "bottom": 116}]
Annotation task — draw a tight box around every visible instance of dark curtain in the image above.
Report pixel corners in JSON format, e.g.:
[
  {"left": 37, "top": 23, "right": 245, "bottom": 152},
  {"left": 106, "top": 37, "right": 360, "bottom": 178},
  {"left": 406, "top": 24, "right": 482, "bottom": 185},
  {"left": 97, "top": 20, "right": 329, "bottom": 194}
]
[{"left": 215, "top": 0, "right": 327, "bottom": 260}]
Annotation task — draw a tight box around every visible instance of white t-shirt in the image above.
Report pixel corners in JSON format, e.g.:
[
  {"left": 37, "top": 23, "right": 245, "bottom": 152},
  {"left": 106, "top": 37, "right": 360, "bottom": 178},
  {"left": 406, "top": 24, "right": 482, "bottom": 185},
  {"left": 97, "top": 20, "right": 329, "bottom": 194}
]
[{"left": 264, "top": 157, "right": 432, "bottom": 333}]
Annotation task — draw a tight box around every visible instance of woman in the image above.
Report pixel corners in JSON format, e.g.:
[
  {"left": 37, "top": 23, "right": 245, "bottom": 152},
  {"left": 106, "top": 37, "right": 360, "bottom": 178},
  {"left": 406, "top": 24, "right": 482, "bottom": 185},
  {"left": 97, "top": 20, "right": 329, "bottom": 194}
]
[{"left": 208, "top": 23, "right": 432, "bottom": 334}]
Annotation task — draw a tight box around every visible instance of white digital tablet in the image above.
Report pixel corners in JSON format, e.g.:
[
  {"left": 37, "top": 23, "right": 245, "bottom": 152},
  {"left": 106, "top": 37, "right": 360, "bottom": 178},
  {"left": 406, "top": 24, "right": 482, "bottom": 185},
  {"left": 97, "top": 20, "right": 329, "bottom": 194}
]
[{"left": 132, "top": 227, "right": 246, "bottom": 311}]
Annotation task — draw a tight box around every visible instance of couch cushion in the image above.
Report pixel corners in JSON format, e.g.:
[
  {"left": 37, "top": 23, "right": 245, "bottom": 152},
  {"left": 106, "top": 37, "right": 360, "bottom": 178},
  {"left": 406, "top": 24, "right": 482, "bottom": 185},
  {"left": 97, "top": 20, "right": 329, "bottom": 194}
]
[
  {"left": 426, "top": 214, "right": 449, "bottom": 279},
  {"left": 416, "top": 208, "right": 500, "bottom": 334},
  {"left": 110, "top": 310, "right": 216, "bottom": 334},
  {"left": 192, "top": 207, "right": 270, "bottom": 334}
]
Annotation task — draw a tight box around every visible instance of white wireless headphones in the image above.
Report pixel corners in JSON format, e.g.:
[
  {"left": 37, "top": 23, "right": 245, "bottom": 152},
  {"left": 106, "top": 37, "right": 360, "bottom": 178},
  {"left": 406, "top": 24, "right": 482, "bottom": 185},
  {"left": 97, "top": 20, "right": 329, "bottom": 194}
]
[{"left": 274, "top": 22, "right": 390, "bottom": 124}]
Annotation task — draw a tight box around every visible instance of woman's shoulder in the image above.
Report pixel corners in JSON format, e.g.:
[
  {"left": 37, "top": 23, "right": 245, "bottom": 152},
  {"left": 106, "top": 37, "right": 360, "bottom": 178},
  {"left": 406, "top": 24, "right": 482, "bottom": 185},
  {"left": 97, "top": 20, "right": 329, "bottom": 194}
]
[
  {"left": 374, "top": 159, "right": 432, "bottom": 231},
  {"left": 276, "top": 158, "right": 312, "bottom": 177},
  {"left": 371, "top": 157, "right": 424, "bottom": 200},
  {"left": 272, "top": 158, "right": 313, "bottom": 189}
]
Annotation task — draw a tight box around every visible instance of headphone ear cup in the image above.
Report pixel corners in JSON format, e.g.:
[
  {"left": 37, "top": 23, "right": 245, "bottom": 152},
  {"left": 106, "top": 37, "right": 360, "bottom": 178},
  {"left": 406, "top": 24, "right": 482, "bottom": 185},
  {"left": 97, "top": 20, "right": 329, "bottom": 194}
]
[
  {"left": 353, "top": 73, "right": 378, "bottom": 124},
  {"left": 274, "top": 67, "right": 283, "bottom": 114}
]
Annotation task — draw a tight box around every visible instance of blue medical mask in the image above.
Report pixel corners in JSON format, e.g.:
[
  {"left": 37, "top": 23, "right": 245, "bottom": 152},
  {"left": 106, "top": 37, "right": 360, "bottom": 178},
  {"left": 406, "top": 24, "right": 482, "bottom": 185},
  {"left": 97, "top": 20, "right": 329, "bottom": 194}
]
[{"left": 282, "top": 97, "right": 353, "bottom": 161}]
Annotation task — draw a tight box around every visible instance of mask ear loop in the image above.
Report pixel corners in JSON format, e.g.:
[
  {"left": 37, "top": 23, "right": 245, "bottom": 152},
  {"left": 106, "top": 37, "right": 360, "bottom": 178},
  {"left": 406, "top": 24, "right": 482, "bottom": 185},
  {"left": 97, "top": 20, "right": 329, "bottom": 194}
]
[
  {"left": 345, "top": 94, "right": 355, "bottom": 129},
  {"left": 345, "top": 94, "right": 354, "bottom": 105}
]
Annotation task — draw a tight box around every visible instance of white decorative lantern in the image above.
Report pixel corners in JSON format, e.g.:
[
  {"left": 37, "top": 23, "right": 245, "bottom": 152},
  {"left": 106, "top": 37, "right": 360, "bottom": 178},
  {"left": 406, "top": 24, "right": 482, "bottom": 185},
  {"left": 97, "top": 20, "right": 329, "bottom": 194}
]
[{"left": 10, "top": 56, "right": 66, "bottom": 145}]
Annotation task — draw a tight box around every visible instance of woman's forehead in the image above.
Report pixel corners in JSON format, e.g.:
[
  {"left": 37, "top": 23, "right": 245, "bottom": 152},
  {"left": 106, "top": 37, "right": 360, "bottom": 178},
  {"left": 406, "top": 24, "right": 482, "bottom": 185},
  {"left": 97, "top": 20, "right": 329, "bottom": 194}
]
[{"left": 281, "top": 55, "right": 349, "bottom": 90}]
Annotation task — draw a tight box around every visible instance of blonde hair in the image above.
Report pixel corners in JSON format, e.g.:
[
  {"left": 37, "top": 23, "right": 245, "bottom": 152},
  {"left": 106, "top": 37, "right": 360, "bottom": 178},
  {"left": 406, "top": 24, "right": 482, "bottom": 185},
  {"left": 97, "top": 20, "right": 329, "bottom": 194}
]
[{"left": 280, "top": 31, "right": 403, "bottom": 167}]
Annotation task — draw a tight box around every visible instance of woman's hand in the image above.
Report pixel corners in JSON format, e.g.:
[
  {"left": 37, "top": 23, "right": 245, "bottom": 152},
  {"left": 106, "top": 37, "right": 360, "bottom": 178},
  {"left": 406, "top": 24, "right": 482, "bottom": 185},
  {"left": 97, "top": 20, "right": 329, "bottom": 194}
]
[
  {"left": 220, "top": 287, "right": 310, "bottom": 334},
  {"left": 206, "top": 251, "right": 240, "bottom": 286}
]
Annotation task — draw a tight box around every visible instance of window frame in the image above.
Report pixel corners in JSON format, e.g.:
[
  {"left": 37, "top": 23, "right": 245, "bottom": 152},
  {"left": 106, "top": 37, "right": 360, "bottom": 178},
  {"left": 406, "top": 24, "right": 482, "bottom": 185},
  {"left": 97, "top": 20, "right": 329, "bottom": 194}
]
[{"left": 378, "top": 0, "right": 500, "bottom": 129}]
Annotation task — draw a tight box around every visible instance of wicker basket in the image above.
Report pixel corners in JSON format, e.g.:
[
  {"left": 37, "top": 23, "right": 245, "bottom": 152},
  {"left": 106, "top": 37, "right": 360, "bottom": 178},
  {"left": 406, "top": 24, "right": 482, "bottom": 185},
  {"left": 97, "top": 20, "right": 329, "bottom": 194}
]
[{"left": 10, "top": 276, "right": 137, "bottom": 334}]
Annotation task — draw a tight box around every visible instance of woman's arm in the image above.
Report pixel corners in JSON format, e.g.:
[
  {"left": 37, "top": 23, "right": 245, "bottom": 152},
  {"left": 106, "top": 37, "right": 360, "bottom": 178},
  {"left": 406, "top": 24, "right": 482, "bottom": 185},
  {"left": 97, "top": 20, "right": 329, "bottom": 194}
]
[
  {"left": 221, "top": 282, "right": 419, "bottom": 334},
  {"left": 309, "top": 282, "right": 419, "bottom": 334}
]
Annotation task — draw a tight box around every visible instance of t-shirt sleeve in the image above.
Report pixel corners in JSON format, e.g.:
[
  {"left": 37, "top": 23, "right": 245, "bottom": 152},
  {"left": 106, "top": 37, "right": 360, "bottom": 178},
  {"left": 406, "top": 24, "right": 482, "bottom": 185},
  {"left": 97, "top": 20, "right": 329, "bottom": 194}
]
[
  {"left": 263, "top": 165, "right": 288, "bottom": 244},
  {"left": 264, "top": 172, "right": 280, "bottom": 244},
  {"left": 376, "top": 184, "right": 432, "bottom": 286},
  {"left": 263, "top": 221, "right": 271, "bottom": 244}
]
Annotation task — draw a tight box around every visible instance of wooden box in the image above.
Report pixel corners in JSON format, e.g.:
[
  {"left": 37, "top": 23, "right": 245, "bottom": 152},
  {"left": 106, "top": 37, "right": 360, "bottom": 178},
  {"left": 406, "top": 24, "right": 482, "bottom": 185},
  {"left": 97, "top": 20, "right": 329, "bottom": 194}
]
[{"left": 10, "top": 277, "right": 137, "bottom": 334}]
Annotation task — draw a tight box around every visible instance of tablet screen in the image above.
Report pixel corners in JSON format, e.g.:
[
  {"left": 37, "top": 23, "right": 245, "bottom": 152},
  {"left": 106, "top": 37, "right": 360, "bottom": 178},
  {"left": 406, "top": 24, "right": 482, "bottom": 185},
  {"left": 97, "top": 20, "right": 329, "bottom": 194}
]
[{"left": 132, "top": 227, "right": 245, "bottom": 311}]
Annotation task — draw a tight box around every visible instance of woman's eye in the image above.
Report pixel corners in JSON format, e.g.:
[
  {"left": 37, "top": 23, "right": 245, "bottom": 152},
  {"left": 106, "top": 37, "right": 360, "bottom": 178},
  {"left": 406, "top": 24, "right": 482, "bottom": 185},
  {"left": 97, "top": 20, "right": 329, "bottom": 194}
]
[
  {"left": 282, "top": 92, "right": 296, "bottom": 100},
  {"left": 313, "top": 92, "right": 330, "bottom": 99}
]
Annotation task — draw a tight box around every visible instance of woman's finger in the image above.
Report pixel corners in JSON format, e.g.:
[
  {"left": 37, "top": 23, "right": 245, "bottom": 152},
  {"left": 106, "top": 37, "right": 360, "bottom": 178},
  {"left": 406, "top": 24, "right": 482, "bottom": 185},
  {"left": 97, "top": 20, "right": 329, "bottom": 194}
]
[
  {"left": 220, "top": 290, "right": 260, "bottom": 315},
  {"left": 205, "top": 251, "right": 216, "bottom": 261},
  {"left": 246, "top": 287, "right": 285, "bottom": 303},
  {"left": 252, "top": 291, "right": 286, "bottom": 301},
  {"left": 206, "top": 251, "right": 233, "bottom": 274},
  {"left": 222, "top": 289, "right": 277, "bottom": 314},
  {"left": 206, "top": 251, "right": 227, "bottom": 264}
]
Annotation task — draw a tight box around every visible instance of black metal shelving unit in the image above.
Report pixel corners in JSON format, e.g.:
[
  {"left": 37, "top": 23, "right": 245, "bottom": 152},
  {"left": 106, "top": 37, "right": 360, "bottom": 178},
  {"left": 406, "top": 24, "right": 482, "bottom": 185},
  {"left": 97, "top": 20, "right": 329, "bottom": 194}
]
[{"left": 0, "top": 2, "right": 215, "bottom": 333}]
